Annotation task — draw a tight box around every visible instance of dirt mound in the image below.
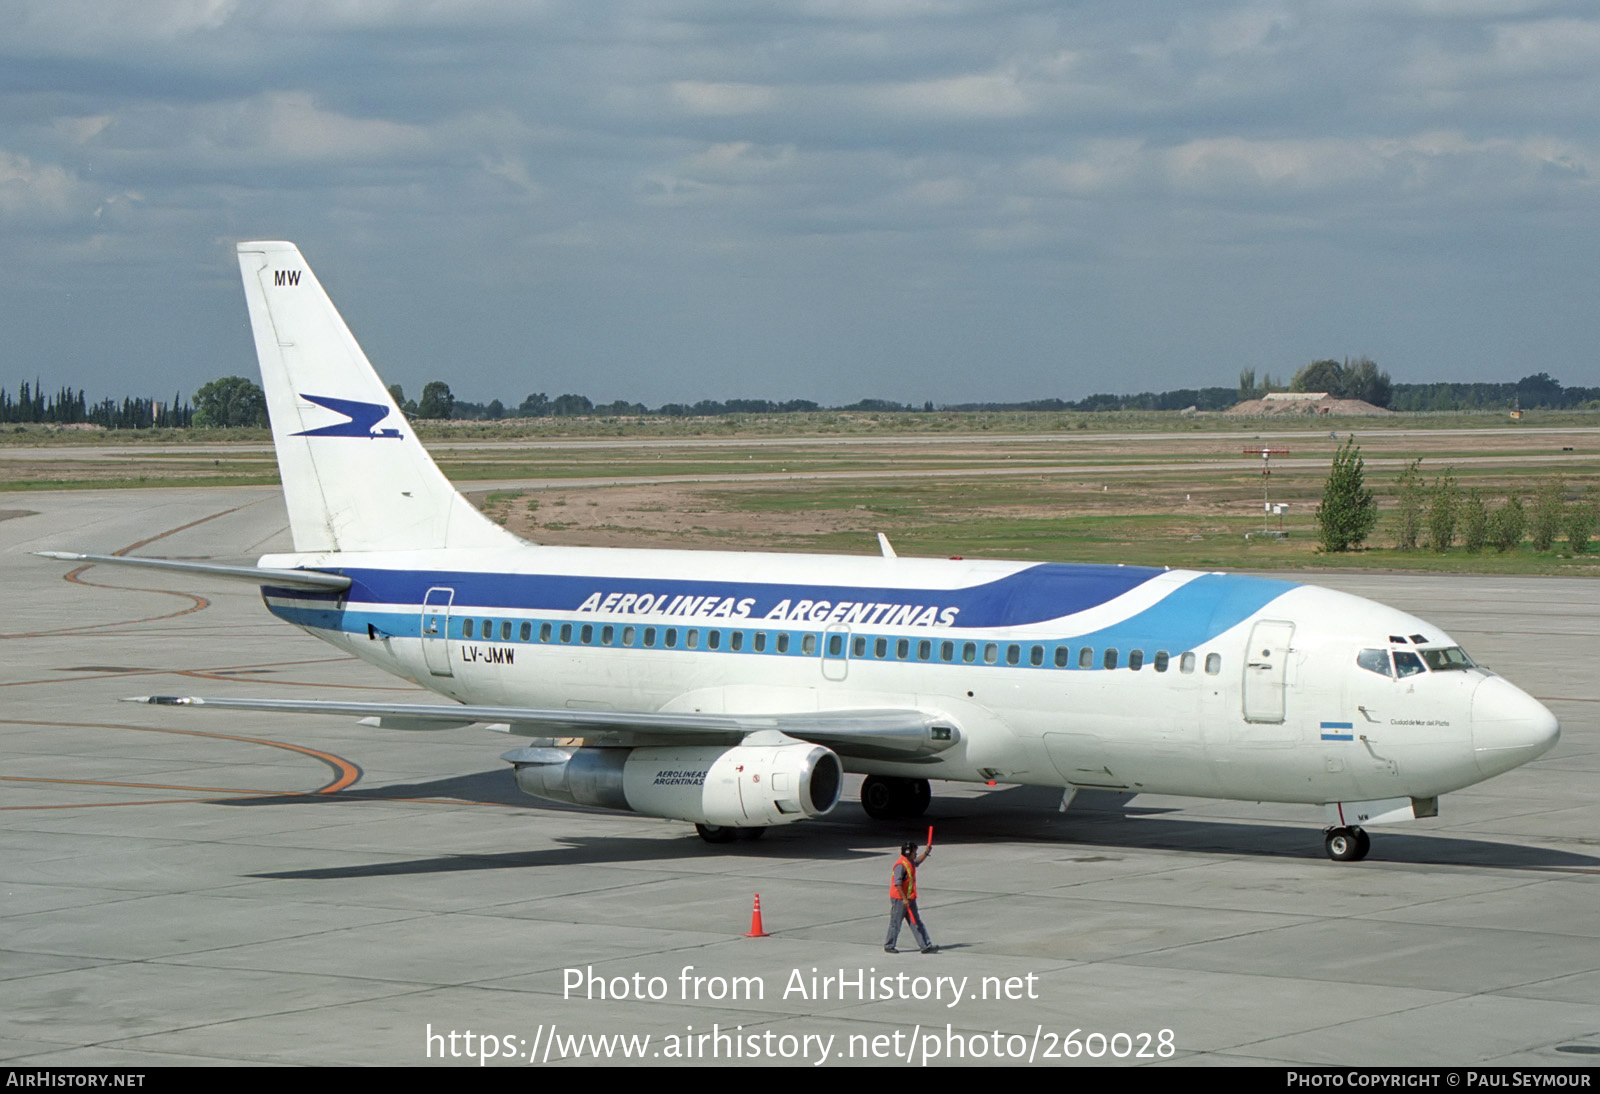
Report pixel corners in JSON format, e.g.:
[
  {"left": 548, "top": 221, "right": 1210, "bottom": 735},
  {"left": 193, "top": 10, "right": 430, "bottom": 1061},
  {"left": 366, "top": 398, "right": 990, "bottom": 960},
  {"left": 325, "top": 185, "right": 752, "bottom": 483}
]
[{"left": 1225, "top": 394, "right": 1392, "bottom": 417}]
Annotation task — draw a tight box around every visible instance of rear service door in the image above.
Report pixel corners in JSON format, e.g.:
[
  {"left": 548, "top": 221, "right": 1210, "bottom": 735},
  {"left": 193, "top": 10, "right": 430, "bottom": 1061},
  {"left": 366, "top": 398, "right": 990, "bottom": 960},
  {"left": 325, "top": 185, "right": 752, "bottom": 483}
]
[{"left": 421, "top": 587, "right": 455, "bottom": 677}]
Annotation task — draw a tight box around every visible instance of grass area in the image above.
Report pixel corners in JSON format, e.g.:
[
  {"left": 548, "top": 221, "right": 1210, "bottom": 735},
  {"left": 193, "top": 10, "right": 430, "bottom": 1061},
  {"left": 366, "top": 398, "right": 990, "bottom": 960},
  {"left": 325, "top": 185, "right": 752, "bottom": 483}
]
[
  {"left": 8, "top": 406, "right": 1600, "bottom": 445},
  {"left": 6, "top": 414, "right": 1599, "bottom": 576}
]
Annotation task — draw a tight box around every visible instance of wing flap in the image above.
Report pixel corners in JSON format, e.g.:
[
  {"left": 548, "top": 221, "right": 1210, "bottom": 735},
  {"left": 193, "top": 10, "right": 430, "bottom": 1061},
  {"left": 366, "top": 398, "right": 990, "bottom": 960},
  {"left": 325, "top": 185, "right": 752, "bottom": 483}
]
[{"left": 126, "top": 696, "right": 960, "bottom": 759}]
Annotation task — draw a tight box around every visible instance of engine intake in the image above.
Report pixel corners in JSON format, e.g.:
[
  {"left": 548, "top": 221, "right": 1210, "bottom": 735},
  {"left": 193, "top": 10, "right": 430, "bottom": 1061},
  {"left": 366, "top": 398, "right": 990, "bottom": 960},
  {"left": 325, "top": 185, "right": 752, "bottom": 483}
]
[{"left": 506, "top": 737, "right": 843, "bottom": 828}]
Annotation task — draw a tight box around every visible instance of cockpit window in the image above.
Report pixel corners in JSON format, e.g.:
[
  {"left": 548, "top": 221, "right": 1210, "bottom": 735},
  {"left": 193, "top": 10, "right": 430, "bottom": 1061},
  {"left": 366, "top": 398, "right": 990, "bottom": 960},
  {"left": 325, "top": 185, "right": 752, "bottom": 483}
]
[
  {"left": 1420, "top": 646, "right": 1475, "bottom": 671},
  {"left": 1393, "top": 650, "right": 1426, "bottom": 678},
  {"left": 1357, "top": 648, "right": 1392, "bottom": 677}
]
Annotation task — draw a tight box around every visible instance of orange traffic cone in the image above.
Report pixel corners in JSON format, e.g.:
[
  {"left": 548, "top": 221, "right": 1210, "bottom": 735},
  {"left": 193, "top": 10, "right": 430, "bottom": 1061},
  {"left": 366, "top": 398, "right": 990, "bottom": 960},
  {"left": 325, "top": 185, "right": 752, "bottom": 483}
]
[{"left": 745, "top": 893, "right": 770, "bottom": 937}]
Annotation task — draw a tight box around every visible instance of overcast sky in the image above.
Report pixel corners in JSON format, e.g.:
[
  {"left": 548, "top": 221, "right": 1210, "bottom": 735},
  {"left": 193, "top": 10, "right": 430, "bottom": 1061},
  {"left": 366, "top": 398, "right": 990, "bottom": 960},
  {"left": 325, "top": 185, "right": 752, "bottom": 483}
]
[{"left": 4, "top": 1, "right": 1599, "bottom": 408}]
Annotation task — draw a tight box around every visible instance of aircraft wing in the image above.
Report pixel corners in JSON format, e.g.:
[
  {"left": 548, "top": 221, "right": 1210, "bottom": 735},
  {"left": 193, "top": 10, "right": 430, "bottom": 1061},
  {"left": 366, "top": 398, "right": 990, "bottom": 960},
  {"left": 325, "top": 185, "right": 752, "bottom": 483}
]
[
  {"left": 36, "top": 552, "right": 351, "bottom": 592},
  {"left": 125, "top": 696, "right": 961, "bottom": 761}
]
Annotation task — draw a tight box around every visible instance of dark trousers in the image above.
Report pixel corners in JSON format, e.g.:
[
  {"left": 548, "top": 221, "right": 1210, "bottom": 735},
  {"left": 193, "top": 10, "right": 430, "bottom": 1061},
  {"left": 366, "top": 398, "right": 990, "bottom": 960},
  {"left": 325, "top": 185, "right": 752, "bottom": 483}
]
[{"left": 885, "top": 898, "right": 933, "bottom": 951}]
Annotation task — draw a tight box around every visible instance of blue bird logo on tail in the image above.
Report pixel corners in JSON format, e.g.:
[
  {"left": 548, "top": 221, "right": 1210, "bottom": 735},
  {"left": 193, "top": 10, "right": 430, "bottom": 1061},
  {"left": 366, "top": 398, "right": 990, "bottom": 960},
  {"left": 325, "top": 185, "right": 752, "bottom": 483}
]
[{"left": 291, "top": 394, "right": 403, "bottom": 439}]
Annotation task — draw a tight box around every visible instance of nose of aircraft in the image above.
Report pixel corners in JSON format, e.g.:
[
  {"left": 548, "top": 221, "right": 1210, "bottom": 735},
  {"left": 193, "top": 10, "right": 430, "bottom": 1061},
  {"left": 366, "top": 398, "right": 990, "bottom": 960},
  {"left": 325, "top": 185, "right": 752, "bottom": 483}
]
[{"left": 1471, "top": 675, "right": 1560, "bottom": 778}]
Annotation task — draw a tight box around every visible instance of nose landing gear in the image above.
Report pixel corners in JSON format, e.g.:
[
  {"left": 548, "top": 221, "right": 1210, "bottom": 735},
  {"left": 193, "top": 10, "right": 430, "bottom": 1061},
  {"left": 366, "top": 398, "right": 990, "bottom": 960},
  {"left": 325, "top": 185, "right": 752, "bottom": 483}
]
[{"left": 1324, "top": 826, "right": 1371, "bottom": 862}]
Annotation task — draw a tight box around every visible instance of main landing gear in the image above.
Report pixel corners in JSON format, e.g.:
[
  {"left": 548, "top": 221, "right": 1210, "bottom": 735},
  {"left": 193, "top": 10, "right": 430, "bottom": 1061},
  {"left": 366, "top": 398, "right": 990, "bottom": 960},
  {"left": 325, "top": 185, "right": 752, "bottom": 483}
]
[
  {"left": 860, "top": 776, "right": 932, "bottom": 821},
  {"left": 1324, "top": 826, "right": 1371, "bottom": 862},
  {"left": 694, "top": 823, "right": 765, "bottom": 844}
]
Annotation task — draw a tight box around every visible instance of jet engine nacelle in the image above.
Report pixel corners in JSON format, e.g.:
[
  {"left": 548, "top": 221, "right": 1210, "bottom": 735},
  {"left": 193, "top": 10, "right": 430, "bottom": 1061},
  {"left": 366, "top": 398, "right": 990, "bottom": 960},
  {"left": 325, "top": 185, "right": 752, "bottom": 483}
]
[{"left": 507, "top": 737, "right": 843, "bottom": 828}]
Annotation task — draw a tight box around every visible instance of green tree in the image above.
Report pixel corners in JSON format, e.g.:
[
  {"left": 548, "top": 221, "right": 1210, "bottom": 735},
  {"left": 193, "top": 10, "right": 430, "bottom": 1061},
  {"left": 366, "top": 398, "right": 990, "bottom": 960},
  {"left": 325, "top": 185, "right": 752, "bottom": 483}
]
[
  {"left": 1393, "top": 459, "right": 1423, "bottom": 550},
  {"left": 417, "top": 381, "right": 454, "bottom": 419},
  {"left": 193, "top": 376, "right": 267, "bottom": 428},
  {"left": 1427, "top": 469, "right": 1459, "bottom": 552},
  {"left": 1292, "top": 359, "right": 1344, "bottom": 394},
  {"left": 1314, "top": 438, "right": 1377, "bottom": 552},
  {"left": 1344, "top": 356, "right": 1392, "bottom": 408},
  {"left": 1567, "top": 492, "right": 1598, "bottom": 554},
  {"left": 1489, "top": 495, "right": 1526, "bottom": 553},
  {"left": 551, "top": 393, "right": 594, "bottom": 417},
  {"left": 1530, "top": 477, "right": 1565, "bottom": 552},
  {"left": 1461, "top": 489, "right": 1488, "bottom": 553}
]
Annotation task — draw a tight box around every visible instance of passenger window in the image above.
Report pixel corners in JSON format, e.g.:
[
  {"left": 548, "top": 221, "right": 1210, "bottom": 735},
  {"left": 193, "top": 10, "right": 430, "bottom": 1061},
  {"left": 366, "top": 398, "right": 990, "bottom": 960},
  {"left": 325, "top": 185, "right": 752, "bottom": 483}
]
[
  {"left": 1128, "top": 649, "right": 1143, "bottom": 671},
  {"left": 984, "top": 643, "right": 998, "bottom": 664},
  {"left": 481, "top": 619, "right": 493, "bottom": 640},
  {"left": 1103, "top": 648, "right": 1118, "bottom": 670},
  {"left": 802, "top": 634, "right": 817, "bottom": 656},
  {"left": 1006, "top": 645, "right": 1020, "bottom": 666},
  {"left": 580, "top": 624, "right": 593, "bottom": 645},
  {"left": 830, "top": 634, "right": 844, "bottom": 656},
  {"left": 1205, "top": 653, "right": 1221, "bottom": 675},
  {"left": 875, "top": 638, "right": 888, "bottom": 658},
  {"left": 601, "top": 625, "right": 614, "bottom": 645},
  {"left": 643, "top": 626, "right": 656, "bottom": 647},
  {"left": 754, "top": 632, "right": 766, "bottom": 652},
  {"left": 1180, "top": 652, "right": 1195, "bottom": 674},
  {"left": 1394, "top": 650, "right": 1425, "bottom": 678},
  {"left": 623, "top": 626, "right": 636, "bottom": 645},
  {"left": 918, "top": 640, "right": 931, "bottom": 661},
  {"left": 1031, "top": 645, "right": 1044, "bottom": 667},
  {"left": 963, "top": 642, "right": 977, "bottom": 664},
  {"left": 853, "top": 636, "right": 866, "bottom": 657},
  {"left": 1357, "top": 648, "right": 1392, "bottom": 677},
  {"left": 1079, "top": 647, "right": 1093, "bottom": 669},
  {"left": 686, "top": 629, "right": 700, "bottom": 649},
  {"left": 540, "top": 622, "right": 552, "bottom": 642},
  {"left": 500, "top": 621, "right": 511, "bottom": 641},
  {"left": 462, "top": 617, "right": 474, "bottom": 638},
  {"left": 897, "top": 639, "right": 910, "bottom": 660},
  {"left": 730, "top": 631, "right": 743, "bottom": 651},
  {"left": 777, "top": 633, "right": 790, "bottom": 654},
  {"left": 664, "top": 627, "right": 677, "bottom": 648},
  {"left": 520, "top": 622, "right": 532, "bottom": 642},
  {"left": 941, "top": 641, "right": 954, "bottom": 662},
  {"left": 707, "top": 630, "right": 720, "bottom": 650},
  {"left": 1154, "top": 650, "right": 1169, "bottom": 672},
  {"left": 559, "top": 623, "right": 573, "bottom": 643},
  {"left": 1055, "top": 646, "right": 1070, "bottom": 668}
]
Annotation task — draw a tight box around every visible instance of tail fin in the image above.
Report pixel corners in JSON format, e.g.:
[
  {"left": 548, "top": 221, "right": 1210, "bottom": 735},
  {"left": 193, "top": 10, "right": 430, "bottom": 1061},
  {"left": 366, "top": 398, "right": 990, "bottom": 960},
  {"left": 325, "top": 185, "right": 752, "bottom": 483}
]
[{"left": 236, "top": 241, "right": 520, "bottom": 554}]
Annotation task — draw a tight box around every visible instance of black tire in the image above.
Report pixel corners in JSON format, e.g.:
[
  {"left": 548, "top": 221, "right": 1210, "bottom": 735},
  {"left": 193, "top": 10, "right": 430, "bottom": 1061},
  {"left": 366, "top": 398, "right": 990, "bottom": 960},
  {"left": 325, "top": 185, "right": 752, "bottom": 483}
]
[
  {"left": 695, "top": 823, "right": 737, "bottom": 844},
  {"left": 1352, "top": 827, "right": 1371, "bottom": 861},
  {"left": 904, "top": 779, "right": 932, "bottom": 818},
  {"left": 1325, "top": 827, "right": 1362, "bottom": 861},
  {"left": 861, "top": 776, "right": 898, "bottom": 820},
  {"left": 737, "top": 827, "right": 766, "bottom": 841}
]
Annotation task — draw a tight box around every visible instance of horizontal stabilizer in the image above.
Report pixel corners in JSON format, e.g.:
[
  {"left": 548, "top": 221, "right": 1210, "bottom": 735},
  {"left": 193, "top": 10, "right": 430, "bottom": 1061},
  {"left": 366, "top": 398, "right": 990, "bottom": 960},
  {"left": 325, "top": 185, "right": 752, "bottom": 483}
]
[
  {"left": 125, "top": 696, "right": 960, "bottom": 759},
  {"left": 37, "top": 552, "right": 350, "bottom": 591}
]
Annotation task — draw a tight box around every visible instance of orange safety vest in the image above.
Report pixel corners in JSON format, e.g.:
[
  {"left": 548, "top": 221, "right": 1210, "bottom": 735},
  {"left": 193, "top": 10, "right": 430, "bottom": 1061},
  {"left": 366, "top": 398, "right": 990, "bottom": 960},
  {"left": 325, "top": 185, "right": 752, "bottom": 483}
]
[{"left": 890, "top": 855, "right": 917, "bottom": 900}]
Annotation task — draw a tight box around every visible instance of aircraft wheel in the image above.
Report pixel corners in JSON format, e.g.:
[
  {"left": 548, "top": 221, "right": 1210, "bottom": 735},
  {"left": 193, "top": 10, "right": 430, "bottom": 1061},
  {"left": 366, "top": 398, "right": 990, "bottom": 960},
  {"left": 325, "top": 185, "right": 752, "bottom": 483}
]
[
  {"left": 1325, "top": 827, "right": 1363, "bottom": 862},
  {"left": 737, "top": 827, "right": 766, "bottom": 841},
  {"left": 695, "top": 823, "right": 737, "bottom": 844},
  {"left": 903, "top": 779, "right": 932, "bottom": 818},
  {"left": 1352, "top": 827, "right": 1371, "bottom": 861},
  {"left": 861, "top": 776, "right": 899, "bottom": 820}
]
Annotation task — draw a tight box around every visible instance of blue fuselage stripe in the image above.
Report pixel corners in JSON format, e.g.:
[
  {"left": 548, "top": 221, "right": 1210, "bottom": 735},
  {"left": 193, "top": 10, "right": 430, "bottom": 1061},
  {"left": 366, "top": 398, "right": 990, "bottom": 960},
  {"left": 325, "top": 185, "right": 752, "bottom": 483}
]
[{"left": 265, "top": 566, "right": 1296, "bottom": 667}]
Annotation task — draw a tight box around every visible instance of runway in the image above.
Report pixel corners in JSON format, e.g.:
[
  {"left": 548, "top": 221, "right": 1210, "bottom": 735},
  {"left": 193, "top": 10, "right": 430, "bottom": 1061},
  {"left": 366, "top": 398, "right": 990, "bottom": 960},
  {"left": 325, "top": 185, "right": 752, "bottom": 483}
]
[{"left": 2, "top": 486, "right": 1597, "bottom": 1067}]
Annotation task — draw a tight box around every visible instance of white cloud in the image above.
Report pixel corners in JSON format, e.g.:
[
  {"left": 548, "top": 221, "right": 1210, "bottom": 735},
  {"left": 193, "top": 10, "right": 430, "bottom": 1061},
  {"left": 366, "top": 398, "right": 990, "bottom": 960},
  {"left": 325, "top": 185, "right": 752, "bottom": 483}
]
[
  {"left": 0, "top": 149, "right": 91, "bottom": 219},
  {"left": 871, "top": 72, "right": 1031, "bottom": 118},
  {"left": 670, "top": 82, "right": 776, "bottom": 116}
]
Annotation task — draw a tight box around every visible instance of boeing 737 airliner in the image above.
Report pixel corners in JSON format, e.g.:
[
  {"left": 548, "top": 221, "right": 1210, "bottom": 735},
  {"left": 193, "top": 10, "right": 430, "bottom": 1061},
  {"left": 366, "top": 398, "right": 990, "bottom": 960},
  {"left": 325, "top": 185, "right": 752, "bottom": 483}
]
[{"left": 42, "top": 242, "right": 1560, "bottom": 861}]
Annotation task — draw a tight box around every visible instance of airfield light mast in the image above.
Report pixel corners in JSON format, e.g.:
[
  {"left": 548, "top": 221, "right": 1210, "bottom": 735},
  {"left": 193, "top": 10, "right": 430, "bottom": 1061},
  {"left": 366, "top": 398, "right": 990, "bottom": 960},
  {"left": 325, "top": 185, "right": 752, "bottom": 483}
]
[{"left": 1245, "top": 446, "right": 1290, "bottom": 538}]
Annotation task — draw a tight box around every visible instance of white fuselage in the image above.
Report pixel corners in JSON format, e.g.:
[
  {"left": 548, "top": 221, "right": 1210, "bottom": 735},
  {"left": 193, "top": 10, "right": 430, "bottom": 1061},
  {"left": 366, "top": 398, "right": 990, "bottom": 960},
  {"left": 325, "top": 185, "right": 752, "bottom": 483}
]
[{"left": 258, "top": 543, "right": 1558, "bottom": 809}]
